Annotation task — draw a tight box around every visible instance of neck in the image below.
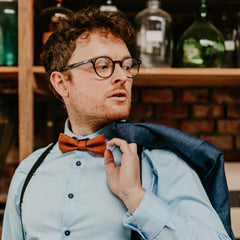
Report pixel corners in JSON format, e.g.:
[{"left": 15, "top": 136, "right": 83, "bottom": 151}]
[{"left": 68, "top": 116, "right": 112, "bottom": 136}]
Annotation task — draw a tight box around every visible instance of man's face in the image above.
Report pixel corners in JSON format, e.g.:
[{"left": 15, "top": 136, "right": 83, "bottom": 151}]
[{"left": 63, "top": 31, "right": 133, "bottom": 127}]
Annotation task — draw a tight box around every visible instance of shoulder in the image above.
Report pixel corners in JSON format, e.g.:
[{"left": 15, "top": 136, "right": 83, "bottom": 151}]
[
  {"left": 15, "top": 144, "right": 56, "bottom": 175},
  {"left": 142, "top": 147, "right": 196, "bottom": 176}
]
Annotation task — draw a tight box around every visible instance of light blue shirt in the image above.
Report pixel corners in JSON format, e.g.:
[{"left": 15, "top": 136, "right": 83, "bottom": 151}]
[{"left": 2, "top": 120, "right": 231, "bottom": 239}]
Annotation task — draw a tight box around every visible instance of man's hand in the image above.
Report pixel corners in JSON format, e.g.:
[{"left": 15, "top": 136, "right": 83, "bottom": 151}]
[{"left": 104, "top": 138, "right": 146, "bottom": 214}]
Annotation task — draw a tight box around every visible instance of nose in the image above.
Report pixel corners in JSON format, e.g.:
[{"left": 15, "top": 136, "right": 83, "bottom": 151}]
[{"left": 111, "top": 63, "right": 129, "bottom": 85}]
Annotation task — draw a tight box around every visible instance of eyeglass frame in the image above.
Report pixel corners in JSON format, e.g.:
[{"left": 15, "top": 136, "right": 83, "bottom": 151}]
[{"left": 60, "top": 56, "right": 142, "bottom": 79}]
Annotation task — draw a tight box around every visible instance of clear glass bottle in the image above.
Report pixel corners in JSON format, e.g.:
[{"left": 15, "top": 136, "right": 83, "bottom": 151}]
[
  {"left": 40, "top": 0, "right": 73, "bottom": 45},
  {"left": 99, "top": 0, "right": 118, "bottom": 13},
  {"left": 134, "top": 0, "right": 173, "bottom": 68},
  {"left": 0, "top": 0, "right": 18, "bottom": 66},
  {"left": 176, "top": 0, "right": 225, "bottom": 68},
  {"left": 221, "top": 12, "right": 237, "bottom": 68}
]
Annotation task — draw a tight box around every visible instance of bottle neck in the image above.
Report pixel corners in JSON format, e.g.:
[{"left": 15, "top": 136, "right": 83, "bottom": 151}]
[
  {"left": 56, "top": 0, "right": 63, "bottom": 8},
  {"left": 104, "top": 0, "right": 115, "bottom": 5},
  {"left": 147, "top": 0, "right": 160, "bottom": 10},
  {"left": 198, "top": 0, "right": 207, "bottom": 19},
  {"left": 100, "top": 0, "right": 118, "bottom": 12}
]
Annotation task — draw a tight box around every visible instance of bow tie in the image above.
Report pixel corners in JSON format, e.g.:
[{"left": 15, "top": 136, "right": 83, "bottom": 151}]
[{"left": 58, "top": 133, "right": 106, "bottom": 157}]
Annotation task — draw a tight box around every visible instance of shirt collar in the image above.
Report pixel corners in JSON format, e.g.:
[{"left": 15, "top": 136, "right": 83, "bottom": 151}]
[{"left": 63, "top": 118, "right": 117, "bottom": 142}]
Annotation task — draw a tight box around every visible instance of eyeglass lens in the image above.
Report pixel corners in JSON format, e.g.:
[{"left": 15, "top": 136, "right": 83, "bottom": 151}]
[{"left": 94, "top": 57, "right": 139, "bottom": 78}]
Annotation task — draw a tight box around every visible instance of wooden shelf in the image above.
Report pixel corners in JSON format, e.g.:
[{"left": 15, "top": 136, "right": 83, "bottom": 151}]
[
  {"left": 135, "top": 68, "right": 240, "bottom": 87},
  {"left": 0, "top": 67, "right": 18, "bottom": 93},
  {"left": 33, "top": 66, "right": 240, "bottom": 87},
  {"left": 0, "top": 66, "right": 18, "bottom": 79},
  {"left": 33, "top": 66, "right": 240, "bottom": 88},
  {"left": 2, "top": 67, "right": 240, "bottom": 90},
  {"left": 0, "top": 66, "right": 240, "bottom": 88}
]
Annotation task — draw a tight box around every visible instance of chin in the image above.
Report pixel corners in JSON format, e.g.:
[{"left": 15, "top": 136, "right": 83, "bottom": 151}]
[{"left": 105, "top": 107, "right": 130, "bottom": 121}]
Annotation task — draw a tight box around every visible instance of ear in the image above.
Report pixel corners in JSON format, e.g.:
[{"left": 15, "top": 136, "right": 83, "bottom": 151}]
[{"left": 50, "top": 71, "right": 69, "bottom": 98}]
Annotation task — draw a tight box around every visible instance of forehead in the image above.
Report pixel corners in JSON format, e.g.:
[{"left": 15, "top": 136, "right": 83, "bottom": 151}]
[{"left": 69, "top": 30, "right": 130, "bottom": 62}]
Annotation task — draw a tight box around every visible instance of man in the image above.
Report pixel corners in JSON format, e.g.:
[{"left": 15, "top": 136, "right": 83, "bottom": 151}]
[{"left": 2, "top": 6, "right": 232, "bottom": 240}]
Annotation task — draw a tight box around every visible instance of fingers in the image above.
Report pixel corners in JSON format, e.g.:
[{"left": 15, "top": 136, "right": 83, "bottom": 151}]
[
  {"left": 104, "top": 149, "right": 115, "bottom": 168},
  {"left": 108, "top": 138, "right": 137, "bottom": 155}
]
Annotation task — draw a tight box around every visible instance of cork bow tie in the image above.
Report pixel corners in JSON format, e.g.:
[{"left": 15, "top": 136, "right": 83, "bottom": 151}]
[{"left": 58, "top": 133, "right": 106, "bottom": 157}]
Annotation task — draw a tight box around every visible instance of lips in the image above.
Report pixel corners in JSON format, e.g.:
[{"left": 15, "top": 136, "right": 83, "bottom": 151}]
[
  {"left": 108, "top": 90, "right": 128, "bottom": 102},
  {"left": 109, "top": 90, "right": 126, "bottom": 97}
]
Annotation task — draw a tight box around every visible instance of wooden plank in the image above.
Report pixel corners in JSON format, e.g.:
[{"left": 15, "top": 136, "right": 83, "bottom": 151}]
[
  {"left": 18, "top": 0, "right": 34, "bottom": 161},
  {"left": 231, "top": 208, "right": 240, "bottom": 239},
  {"left": 135, "top": 68, "right": 240, "bottom": 87},
  {"left": 225, "top": 163, "right": 240, "bottom": 238},
  {"left": 225, "top": 163, "right": 240, "bottom": 191},
  {"left": 33, "top": 67, "right": 240, "bottom": 89}
]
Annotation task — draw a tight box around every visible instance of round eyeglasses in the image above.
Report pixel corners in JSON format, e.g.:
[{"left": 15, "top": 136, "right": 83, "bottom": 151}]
[{"left": 60, "top": 56, "right": 142, "bottom": 79}]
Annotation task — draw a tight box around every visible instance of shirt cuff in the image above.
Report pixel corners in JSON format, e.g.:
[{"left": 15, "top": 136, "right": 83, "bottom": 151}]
[{"left": 123, "top": 190, "right": 175, "bottom": 239}]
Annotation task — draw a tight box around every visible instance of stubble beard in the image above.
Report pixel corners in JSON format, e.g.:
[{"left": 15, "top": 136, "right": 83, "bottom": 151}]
[{"left": 68, "top": 98, "right": 131, "bottom": 134}]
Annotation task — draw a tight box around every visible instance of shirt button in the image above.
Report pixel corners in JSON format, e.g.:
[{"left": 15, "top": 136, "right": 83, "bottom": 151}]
[
  {"left": 68, "top": 193, "right": 74, "bottom": 199},
  {"left": 65, "top": 230, "right": 70, "bottom": 236},
  {"left": 76, "top": 161, "right": 81, "bottom": 166}
]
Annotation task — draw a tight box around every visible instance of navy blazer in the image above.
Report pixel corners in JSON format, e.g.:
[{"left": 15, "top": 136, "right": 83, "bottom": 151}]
[{"left": 115, "top": 121, "right": 234, "bottom": 239}]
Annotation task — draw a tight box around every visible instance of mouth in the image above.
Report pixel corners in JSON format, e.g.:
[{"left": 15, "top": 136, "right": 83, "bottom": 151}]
[{"left": 108, "top": 91, "right": 128, "bottom": 102}]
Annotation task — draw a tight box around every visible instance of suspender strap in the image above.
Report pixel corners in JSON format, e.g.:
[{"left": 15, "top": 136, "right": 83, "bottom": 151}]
[
  {"left": 20, "top": 142, "right": 56, "bottom": 211},
  {"left": 20, "top": 142, "right": 56, "bottom": 239},
  {"left": 19, "top": 142, "right": 142, "bottom": 240}
]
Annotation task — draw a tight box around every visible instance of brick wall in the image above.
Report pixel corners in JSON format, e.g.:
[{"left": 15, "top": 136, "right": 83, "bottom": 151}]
[
  {"left": 130, "top": 86, "right": 240, "bottom": 162},
  {"left": 1, "top": 86, "right": 240, "bottom": 197},
  {"left": 1, "top": 86, "right": 240, "bottom": 237}
]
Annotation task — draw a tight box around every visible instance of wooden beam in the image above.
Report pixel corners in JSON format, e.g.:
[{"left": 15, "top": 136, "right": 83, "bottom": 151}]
[{"left": 18, "top": 0, "right": 34, "bottom": 161}]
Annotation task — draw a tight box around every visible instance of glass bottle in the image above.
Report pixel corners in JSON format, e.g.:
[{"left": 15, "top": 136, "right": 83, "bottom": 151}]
[
  {"left": 176, "top": 0, "right": 225, "bottom": 68},
  {"left": 134, "top": 0, "right": 173, "bottom": 68},
  {"left": 99, "top": 0, "right": 118, "bottom": 13},
  {"left": 0, "top": 25, "right": 4, "bottom": 65},
  {"left": 0, "top": 0, "right": 18, "bottom": 66},
  {"left": 221, "top": 12, "right": 237, "bottom": 68},
  {"left": 237, "top": 12, "right": 240, "bottom": 67},
  {"left": 40, "top": 0, "right": 73, "bottom": 45}
]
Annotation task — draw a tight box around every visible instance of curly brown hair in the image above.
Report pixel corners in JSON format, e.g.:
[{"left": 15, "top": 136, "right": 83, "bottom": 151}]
[{"left": 41, "top": 6, "right": 136, "bottom": 98}]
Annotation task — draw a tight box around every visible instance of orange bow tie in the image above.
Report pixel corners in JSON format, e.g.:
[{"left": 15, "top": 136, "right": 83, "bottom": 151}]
[{"left": 58, "top": 133, "right": 106, "bottom": 157}]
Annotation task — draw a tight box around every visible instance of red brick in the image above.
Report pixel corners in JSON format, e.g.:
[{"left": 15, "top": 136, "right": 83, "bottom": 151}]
[
  {"left": 200, "top": 135, "right": 233, "bottom": 150},
  {"left": 181, "top": 120, "right": 214, "bottom": 133},
  {"left": 178, "top": 89, "right": 208, "bottom": 103},
  {"left": 193, "top": 104, "right": 224, "bottom": 118},
  {"left": 156, "top": 104, "right": 188, "bottom": 118},
  {"left": 218, "top": 120, "right": 240, "bottom": 133},
  {"left": 142, "top": 89, "right": 173, "bottom": 103},
  {"left": 236, "top": 136, "right": 240, "bottom": 150},
  {"left": 227, "top": 104, "right": 240, "bottom": 118},
  {"left": 224, "top": 152, "right": 240, "bottom": 162},
  {"left": 213, "top": 89, "right": 240, "bottom": 103},
  {"left": 131, "top": 88, "right": 139, "bottom": 103},
  {"left": 150, "top": 119, "right": 179, "bottom": 129},
  {"left": 130, "top": 104, "right": 153, "bottom": 118}
]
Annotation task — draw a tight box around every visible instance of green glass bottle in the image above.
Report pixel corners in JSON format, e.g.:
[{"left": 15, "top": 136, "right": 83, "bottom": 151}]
[
  {"left": 0, "top": 0, "right": 18, "bottom": 66},
  {"left": 176, "top": 0, "right": 225, "bottom": 68}
]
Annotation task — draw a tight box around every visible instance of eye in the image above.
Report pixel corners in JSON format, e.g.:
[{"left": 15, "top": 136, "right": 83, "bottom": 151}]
[
  {"left": 95, "top": 58, "right": 112, "bottom": 71},
  {"left": 122, "top": 59, "right": 132, "bottom": 70}
]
